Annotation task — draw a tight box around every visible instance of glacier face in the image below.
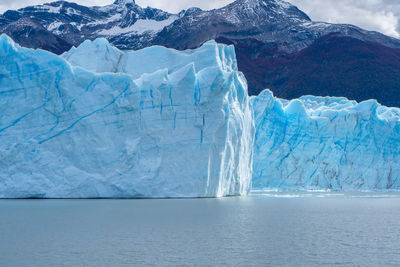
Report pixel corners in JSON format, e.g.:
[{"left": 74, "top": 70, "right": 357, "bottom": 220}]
[
  {"left": 61, "top": 38, "right": 239, "bottom": 79},
  {"left": 3, "top": 33, "right": 400, "bottom": 197},
  {"left": 252, "top": 90, "right": 400, "bottom": 191},
  {"left": 0, "top": 35, "right": 254, "bottom": 198}
]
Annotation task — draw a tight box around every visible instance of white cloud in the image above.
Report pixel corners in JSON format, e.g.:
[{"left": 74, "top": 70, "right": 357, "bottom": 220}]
[
  {"left": 288, "top": 0, "right": 400, "bottom": 38},
  {"left": 0, "top": 0, "right": 399, "bottom": 38}
]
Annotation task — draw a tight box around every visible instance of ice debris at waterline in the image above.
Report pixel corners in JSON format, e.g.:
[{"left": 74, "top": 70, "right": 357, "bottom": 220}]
[
  {"left": 252, "top": 90, "right": 400, "bottom": 191},
  {"left": 0, "top": 35, "right": 254, "bottom": 198}
]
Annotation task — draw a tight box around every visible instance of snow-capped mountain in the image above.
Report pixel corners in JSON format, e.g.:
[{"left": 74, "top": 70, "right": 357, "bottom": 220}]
[
  {"left": 0, "top": 0, "right": 177, "bottom": 50},
  {"left": 4, "top": 0, "right": 398, "bottom": 53},
  {"left": 1, "top": 0, "right": 400, "bottom": 106}
]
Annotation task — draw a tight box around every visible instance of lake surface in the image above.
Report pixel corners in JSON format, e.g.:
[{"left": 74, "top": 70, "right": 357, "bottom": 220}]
[{"left": 1, "top": 193, "right": 400, "bottom": 266}]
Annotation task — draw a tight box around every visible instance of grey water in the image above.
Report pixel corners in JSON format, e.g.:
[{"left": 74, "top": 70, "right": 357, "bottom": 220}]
[{"left": 1, "top": 193, "right": 400, "bottom": 266}]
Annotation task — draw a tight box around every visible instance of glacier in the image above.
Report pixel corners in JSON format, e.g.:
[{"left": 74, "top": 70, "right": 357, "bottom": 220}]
[
  {"left": 252, "top": 90, "right": 400, "bottom": 191},
  {"left": 2, "top": 33, "right": 400, "bottom": 197},
  {"left": 0, "top": 35, "right": 254, "bottom": 198},
  {"left": 61, "top": 38, "right": 239, "bottom": 79}
]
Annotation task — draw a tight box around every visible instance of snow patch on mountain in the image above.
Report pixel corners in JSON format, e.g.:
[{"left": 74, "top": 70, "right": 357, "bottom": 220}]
[
  {"left": 42, "top": 4, "right": 62, "bottom": 13},
  {"left": 98, "top": 16, "right": 177, "bottom": 36},
  {"left": 48, "top": 21, "right": 63, "bottom": 31}
]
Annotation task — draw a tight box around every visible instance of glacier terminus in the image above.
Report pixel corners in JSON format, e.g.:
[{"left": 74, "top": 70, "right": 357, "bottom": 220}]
[
  {"left": 252, "top": 90, "right": 400, "bottom": 191},
  {"left": 0, "top": 35, "right": 400, "bottom": 198},
  {"left": 0, "top": 35, "right": 254, "bottom": 198}
]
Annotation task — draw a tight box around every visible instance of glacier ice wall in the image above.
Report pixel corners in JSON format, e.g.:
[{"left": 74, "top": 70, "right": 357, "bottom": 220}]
[
  {"left": 252, "top": 90, "right": 400, "bottom": 191},
  {"left": 0, "top": 35, "right": 254, "bottom": 198},
  {"left": 62, "top": 38, "right": 238, "bottom": 79}
]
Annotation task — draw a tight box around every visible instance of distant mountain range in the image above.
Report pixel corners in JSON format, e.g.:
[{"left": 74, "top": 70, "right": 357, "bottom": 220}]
[{"left": 1, "top": 0, "right": 400, "bottom": 106}]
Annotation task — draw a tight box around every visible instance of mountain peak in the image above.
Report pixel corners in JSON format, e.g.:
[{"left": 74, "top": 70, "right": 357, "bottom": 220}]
[
  {"left": 234, "top": 0, "right": 264, "bottom": 7},
  {"left": 223, "top": 0, "right": 311, "bottom": 22},
  {"left": 114, "top": 0, "right": 135, "bottom": 5},
  {"left": 232, "top": 0, "right": 283, "bottom": 7}
]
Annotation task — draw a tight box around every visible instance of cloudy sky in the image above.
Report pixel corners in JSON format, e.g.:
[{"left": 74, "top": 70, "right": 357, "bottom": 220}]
[{"left": 0, "top": 0, "right": 399, "bottom": 38}]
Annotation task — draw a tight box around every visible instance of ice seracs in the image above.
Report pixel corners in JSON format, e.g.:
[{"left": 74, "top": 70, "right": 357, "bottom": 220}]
[
  {"left": 62, "top": 38, "right": 238, "bottom": 78},
  {"left": 0, "top": 35, "right": 253, "bottom": 198},
  {"left": 252, "top": 90, "right": 400, "bottom": 191}
]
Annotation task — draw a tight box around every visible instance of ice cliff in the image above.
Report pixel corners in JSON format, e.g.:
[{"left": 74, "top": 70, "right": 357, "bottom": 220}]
[
  {"left": 0, "top": 35, "right": 254, "bottom": 198},
  {"left": 252, "top": 90, "right": 400, "bottom": 191},
  {"left": 2, "top": 34, "right": 399, "bottom": 196}
]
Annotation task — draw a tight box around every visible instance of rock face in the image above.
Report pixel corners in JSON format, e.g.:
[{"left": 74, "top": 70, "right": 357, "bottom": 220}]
[
  {"left": 2, "top": 0, "right": 400, "bottom": 106},
  {"left": 0, "top": 35, "right": 254, "bottom": 198},
  {"left": 252, "top": 90, "right": 400, "bottom": 191},
  {"left": 0, "top": 17, "right": 72, "bottom": 54}
]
